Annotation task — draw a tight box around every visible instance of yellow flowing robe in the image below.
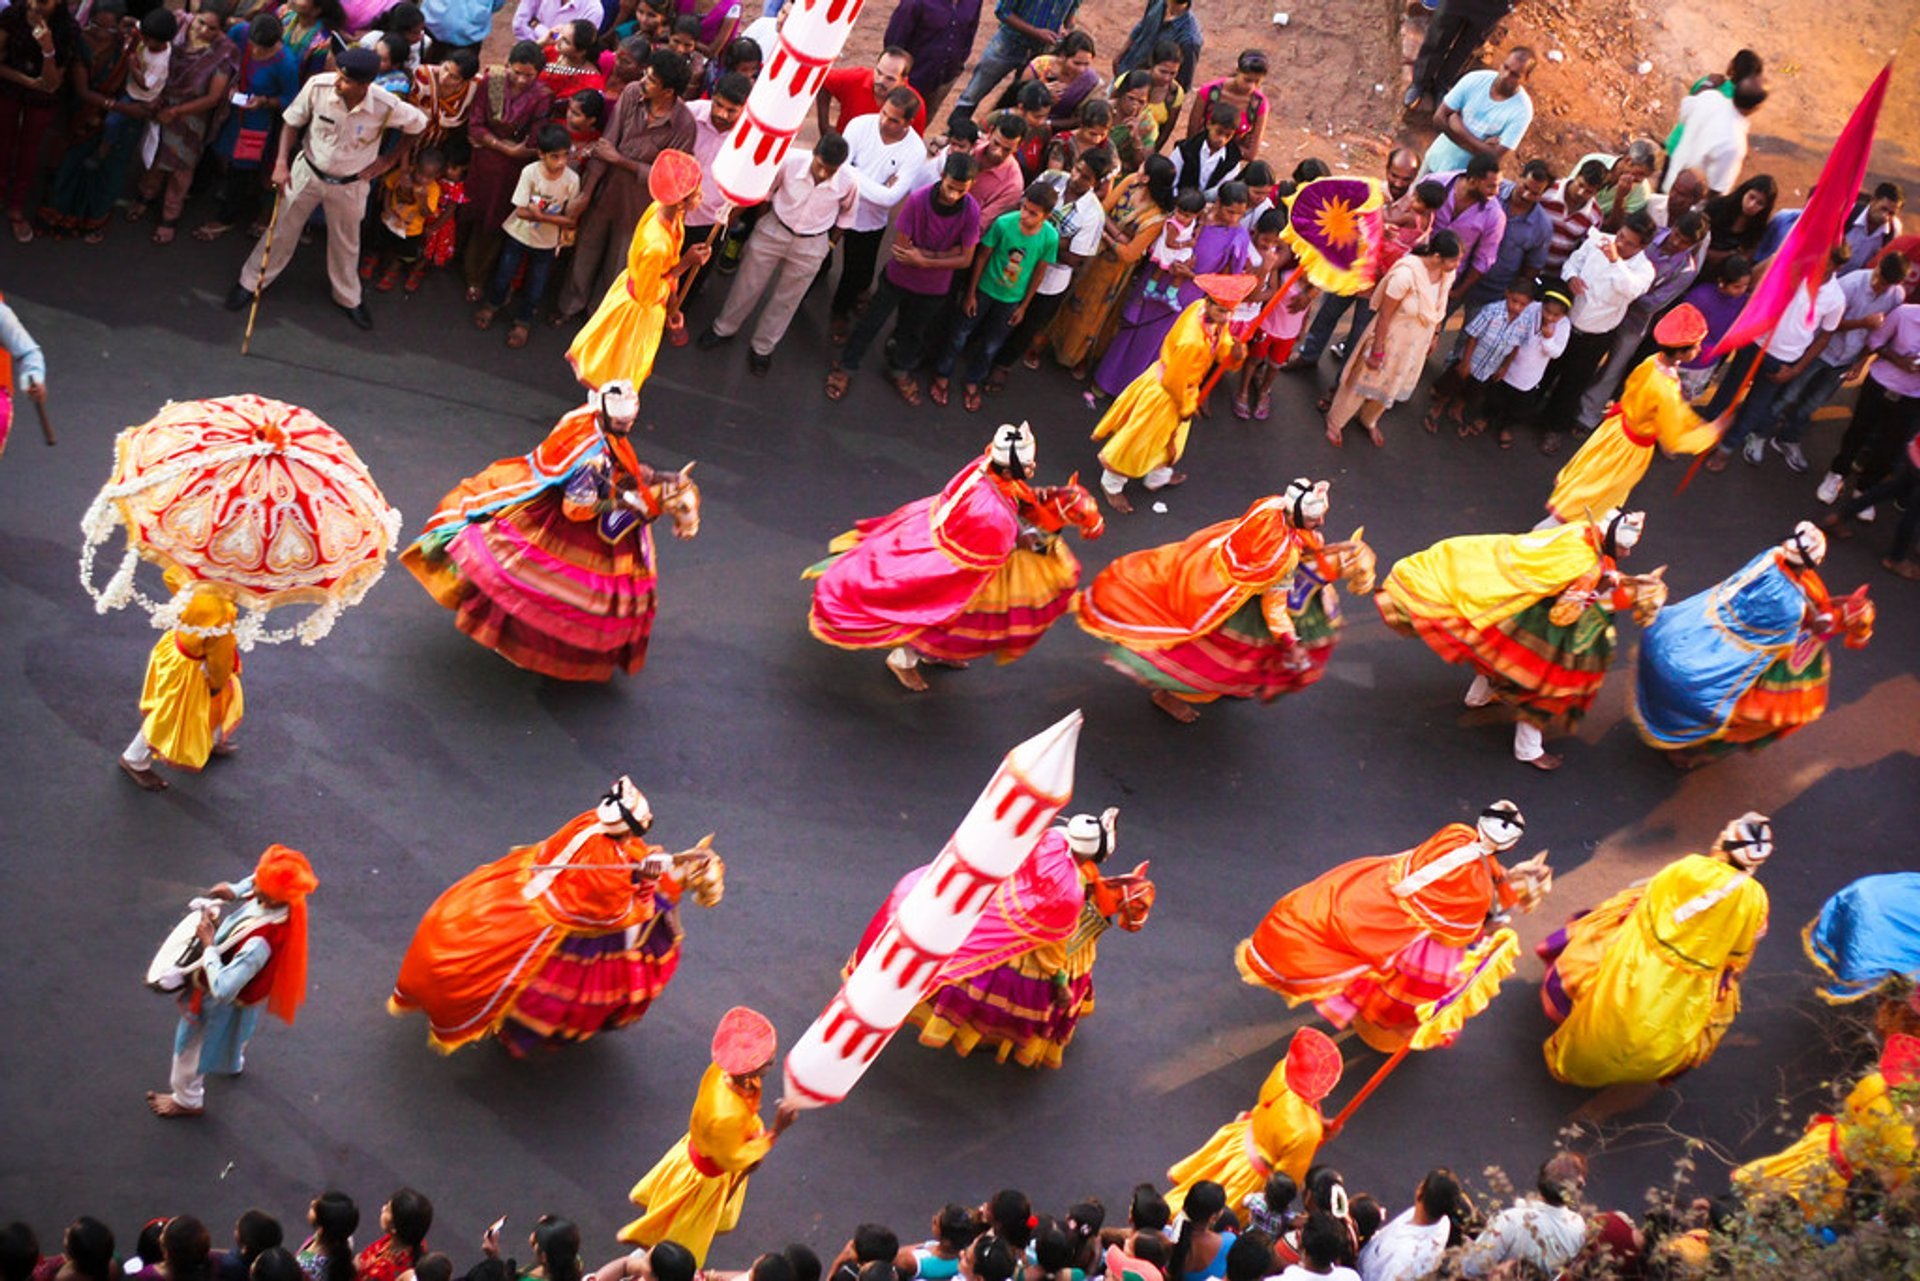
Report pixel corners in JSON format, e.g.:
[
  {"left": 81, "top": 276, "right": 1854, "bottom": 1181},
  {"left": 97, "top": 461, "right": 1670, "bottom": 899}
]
[
  {"left": 567, "top": 202, "right": 682, "bottom": 392},
  {"left": 1733, "top": 1069, "right": 1916, "bottom": 1216},
  {"left": 619, "top": 1064, "right": 775, "bottom": 1264},
  {"left": 1377, "top": 522, "right": 1601, "bottom": 633},
  {"left": 1543, "top": 854, "right": 1768, "bottom": 1087},
  {"left": 1092, "top": 301, "right": 1234, "bottom": 479},
  {"left": 1545, "top": 357, "right": 1719, "bottom": 522},
  {"left": 1165, "top": 1056, "right": 1325, "bottom": 1217},
  {"left": 137, "top": 588, "right": 245, "bottom": 769}
]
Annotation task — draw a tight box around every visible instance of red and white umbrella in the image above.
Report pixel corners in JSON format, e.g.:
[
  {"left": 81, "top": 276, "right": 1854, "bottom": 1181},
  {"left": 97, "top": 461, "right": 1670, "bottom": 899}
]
[{"left": 80, "top": 394, "right": 400, "bottom": 646}]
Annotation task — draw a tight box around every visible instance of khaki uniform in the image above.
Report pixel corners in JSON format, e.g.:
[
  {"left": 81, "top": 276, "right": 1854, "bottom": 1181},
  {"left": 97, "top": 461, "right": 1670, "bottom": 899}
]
[{"left": 239, "top": 75, "right": 428, "bottom": 309}]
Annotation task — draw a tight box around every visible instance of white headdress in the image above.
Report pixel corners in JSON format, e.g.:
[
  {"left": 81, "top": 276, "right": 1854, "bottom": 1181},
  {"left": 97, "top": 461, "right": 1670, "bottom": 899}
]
[
  {"left": 593, "top": 380, "right": 641, "bottom": 429},
  {"left": 1477, "top": 799, "right": 1526, "bottom": 851},
  {"left": 988, "top": 421, "right": 1037, "bottom": 479},
  {"left": 1783, "top": 521, "right": 1827, "bottom": 566},
  {"left": 1714, "top": 811, "right": 1773, "bottom": 869},
  {"left": 1282, "top": 477, "right": 1330, "bottom": 528},
  {"left": 1065, "top": 806, "right": 1120, "bottom": 863},
  {"left": 595, "top": 775, "right": 653, "bottom": 836},
  {"left": 1603, "top": 508, "right": 1645, "bottom": 555}
]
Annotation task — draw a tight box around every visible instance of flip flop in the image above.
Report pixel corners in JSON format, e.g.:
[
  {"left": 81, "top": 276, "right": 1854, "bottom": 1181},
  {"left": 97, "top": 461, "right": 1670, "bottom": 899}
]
[
  {"left": 1232, "top": 396, "right": 1252, "bottom": 421},
  {"left": 928, "top": 378, "right": 950, "bottom": 407},
  {"left": 506, "top": 324, "right": 531, "bottom": 348},
  {"left": 825, "top": 368, "right": 851, "bottom": 401},
  {"left": 963, "top": 385, "right": 984, "bottom": 413},
  {"left": 889, "top": 374, "right": 923, "bottom": 406}
]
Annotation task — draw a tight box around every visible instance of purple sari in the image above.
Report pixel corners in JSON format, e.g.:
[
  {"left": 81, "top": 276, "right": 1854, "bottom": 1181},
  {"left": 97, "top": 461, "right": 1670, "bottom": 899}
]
[{"left": 1094, "top": 220, "right": 1250, "bottom": 395}]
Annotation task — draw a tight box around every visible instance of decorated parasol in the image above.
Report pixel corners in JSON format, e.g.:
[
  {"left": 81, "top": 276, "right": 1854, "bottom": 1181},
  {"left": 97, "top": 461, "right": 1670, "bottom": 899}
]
[
  {"left": 1201, "top": 176, "right": 1387, "bottom": 399},
  {"left": 80, "top": 394, "right": 401, "bottom": 647}
]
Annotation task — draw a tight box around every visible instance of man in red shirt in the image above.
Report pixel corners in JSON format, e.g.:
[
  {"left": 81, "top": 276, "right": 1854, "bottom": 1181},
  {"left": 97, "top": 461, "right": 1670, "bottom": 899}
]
[{"left": 816, "top": 46, "right": 928, "bottom": 135}]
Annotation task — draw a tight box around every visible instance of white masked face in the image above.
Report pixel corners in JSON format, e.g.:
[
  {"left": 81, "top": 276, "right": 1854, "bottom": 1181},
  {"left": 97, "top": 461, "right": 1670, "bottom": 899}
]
[
  {"left": 1718, "top": 812, "right": 1772, "bottom": 869},
  {"left": 1284, "top": 478, "right": 1330, "bottom": 528},
  {"left": 596, "top": 381, "right": 640, "bottom": 429},
  {"left": 595, "top": 775, "right": 652, "bottom": 834},
  {"left": 1784, "top": 521, "right": 1826, "bottom": 566},
  {"left": 1609, "top": 510, "right": 1645, "bottom": 554}
]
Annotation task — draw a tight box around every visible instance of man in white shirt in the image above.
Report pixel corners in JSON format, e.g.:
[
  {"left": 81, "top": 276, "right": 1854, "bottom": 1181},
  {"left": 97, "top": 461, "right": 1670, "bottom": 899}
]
[
  {"left": 1663, "top": 80, "right": 1766, "bottom": 196},
  {"left": 1357, "top": 1170, "right": 1461, "bottom": 1281},
  {"left": 679, "top": 71, "right": 749, "bottom": 305},
  {"left": 1717, "top": 244, "right": 1851, "bottom": 467},
  {"left": 1765, "top": 253, "right": 1910, "bottom": 471},
  {"left": 830, "top": 86, "right": 926, "bottom": 339},
  {"left": 698, "top": 133, "right": 860, "bottom": 374},
  {"left": 987, "top": 148, "right": 1112, "bottom": 388},
  {"left": 1537, "top": 210, "right": 1657, "bottom": 454},
  {"left": 1454, "top": 1153, "right": 1589, "bottom": 1278}
]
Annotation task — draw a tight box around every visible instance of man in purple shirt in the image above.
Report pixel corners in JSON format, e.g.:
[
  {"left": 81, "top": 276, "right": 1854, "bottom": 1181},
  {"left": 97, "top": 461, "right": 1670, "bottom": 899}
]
[
  {"left": 827, "top": 152, "right": 982, "bottom": 404},
  {"left": 1429, "top": 154, "right": 1508, "bottom": 308},
  {"left": 884, "top": 0, "right": 983, "bottom": 118},
  {"left": 1818, "top": 299, "right": 1920, "bottom": 517},
  {"left": 1574, "top": 209, "right": 1708, "bottom": 429}
]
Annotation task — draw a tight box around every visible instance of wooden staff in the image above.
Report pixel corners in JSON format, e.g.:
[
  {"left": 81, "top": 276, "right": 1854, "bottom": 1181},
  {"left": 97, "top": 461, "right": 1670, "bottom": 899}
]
[
  {"left": 666, "top": 206, "right": 733, "bottom": 339},
  {"left": 1199, "top": 262, "right": 1310, "bottom": 401},
  {"left": 32, "top": 393, "right": 54, "bottom": 445},
  {"left": 241, "top": 186, "right": 285, "bottom": 357}
]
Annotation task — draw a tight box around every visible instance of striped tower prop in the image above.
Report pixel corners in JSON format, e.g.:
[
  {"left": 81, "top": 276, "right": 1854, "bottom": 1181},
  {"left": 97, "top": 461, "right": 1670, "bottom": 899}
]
[
  {"left": 783, "top": 711, "right": 1084, "bottom": 1107},
  {"left": 711, "top": 0, "right": 871, "bottom": 206}
]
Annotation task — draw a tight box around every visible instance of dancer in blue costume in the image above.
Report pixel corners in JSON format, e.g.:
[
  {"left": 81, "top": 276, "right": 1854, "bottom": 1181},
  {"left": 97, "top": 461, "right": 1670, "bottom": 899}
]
[{"left": 1806, "top": 873, "right": 1920, "bottom": 1005}]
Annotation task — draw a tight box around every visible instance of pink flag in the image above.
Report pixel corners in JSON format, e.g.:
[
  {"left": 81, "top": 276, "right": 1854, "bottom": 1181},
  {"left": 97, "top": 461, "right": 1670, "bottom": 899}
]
[{"left": 1708, "top": 63, "right": 1893, "bottom": 358}]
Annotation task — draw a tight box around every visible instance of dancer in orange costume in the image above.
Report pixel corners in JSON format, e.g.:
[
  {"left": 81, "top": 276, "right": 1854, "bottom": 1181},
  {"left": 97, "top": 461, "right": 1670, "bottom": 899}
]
[
  {"left": 1074, "top": 481, "right": 1375, "bottom": 723},
  {"left": 1165, "top": 1027, "right": 1344, "bottom": 1215},
  {"left": 619, "top": 1007, "right": 799, "bottom": 1264},
  {"left": 1236, "top": 802, "right": 1552, "bottom": 1052},
  {"left": 389, "top": 777, "right": 723, "bottom": 1056}
]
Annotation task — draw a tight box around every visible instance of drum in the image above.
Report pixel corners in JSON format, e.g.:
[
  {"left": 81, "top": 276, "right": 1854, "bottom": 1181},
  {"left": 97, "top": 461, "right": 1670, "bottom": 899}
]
[{"left": 146, "top": 899, "right": 224, "bottom": 992}]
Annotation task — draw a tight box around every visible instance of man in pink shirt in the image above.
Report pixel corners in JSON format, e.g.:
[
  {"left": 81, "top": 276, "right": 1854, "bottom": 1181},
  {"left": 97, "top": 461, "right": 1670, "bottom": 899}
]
[{"left": 969, "top": 112, "right": 1029, "bottom": 223}]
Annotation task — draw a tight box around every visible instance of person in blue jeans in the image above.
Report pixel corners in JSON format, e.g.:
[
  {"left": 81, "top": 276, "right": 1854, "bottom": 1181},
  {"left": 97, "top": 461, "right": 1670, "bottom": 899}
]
[
  {"left": 931, "top": 182, "right": 1058, "bottom": 412},
  {"left": 1712, "top": 246, "right": 1847, "bottom": 471},
  {"left": 945, "top": 0, "right": 1082, "bottom": 132},
  {"left": 477, "top": 125, "right": 580, "bottom": 345}
]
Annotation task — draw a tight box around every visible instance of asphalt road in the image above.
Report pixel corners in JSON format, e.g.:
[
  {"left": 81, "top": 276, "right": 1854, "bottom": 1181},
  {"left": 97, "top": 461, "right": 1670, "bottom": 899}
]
[{"left": 2, "top": 227, "right": 1915, "bottom": 1263}]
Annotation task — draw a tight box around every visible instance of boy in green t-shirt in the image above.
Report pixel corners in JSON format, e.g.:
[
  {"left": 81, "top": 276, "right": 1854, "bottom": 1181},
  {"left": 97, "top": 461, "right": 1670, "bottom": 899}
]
[{"left": 932, "top": 181, "right": 1060, "bottom": 412}]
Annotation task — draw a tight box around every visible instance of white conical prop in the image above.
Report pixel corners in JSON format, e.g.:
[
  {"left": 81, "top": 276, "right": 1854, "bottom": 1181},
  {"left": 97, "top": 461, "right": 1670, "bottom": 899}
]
[
  {"left": 712, "top": 0, "right": 873, "bottom": 206},
  {"left": 783, "top": 711, "right": 1084, "bottom": 1108}
]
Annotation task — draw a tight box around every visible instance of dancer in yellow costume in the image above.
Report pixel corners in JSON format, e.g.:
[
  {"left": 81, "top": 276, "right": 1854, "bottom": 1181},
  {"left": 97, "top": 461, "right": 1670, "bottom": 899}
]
[
  {"left": 1165, "top": 1027, "right": 1343, "bottom": 1216},
  {"left": 1091, "top": 273, "right": 1249, "bottom": 513},
  {"left": 1540, "top": 813, "right": 1772, "bottom": 1087},
  {"left": 1733, "top": 1031, "right": 1918, "bottom": 1218},
  {"left": 1540, "top": 304, "right": 1720, "bottom": 527},
  {"left": 119, "top": 569, "right": 245, "bottom": 792},
  {"left": 619, "top": 1006, "right": 798, "bottom": 1264},
  {"left": 567, "top": 149, "right": 710, "bottom": 393}
]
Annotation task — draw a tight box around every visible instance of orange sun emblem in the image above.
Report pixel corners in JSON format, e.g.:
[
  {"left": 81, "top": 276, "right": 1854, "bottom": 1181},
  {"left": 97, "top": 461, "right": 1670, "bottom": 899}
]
[{"left": 1310, "top": 196, "right": 1361, "bottom": 248}]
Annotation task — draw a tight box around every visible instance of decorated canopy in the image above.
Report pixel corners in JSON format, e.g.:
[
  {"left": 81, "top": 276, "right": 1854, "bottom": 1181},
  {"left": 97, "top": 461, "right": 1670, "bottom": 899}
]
[
  {"left": 1282, "top": 177, "right": 1387, "bottom": 297},
  {"left": 80, "top": 394, "right": 400, "bottom": 647}
]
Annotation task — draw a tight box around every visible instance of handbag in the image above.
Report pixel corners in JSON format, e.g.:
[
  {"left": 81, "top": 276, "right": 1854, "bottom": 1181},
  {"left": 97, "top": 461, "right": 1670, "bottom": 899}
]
[{"left": 230, "top": 47, "right": 268, "bottom": 163}]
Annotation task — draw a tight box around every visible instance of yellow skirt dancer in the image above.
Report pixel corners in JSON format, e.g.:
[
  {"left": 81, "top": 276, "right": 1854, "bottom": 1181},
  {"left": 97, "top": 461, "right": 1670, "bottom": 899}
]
[
  {"left": 1166, "top": 1027, "right": 1342, "bottom": 1216},
  {"left": 567, "top": 151, "right": 702, "bottom": 393},
  {"left": 119, "top": 571, "right": 244, "bottom": 792}
]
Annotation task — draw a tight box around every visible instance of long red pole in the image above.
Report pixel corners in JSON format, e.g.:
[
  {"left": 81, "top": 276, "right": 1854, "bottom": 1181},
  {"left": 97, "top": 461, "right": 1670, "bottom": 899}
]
[{"left": 1322, "top": 1041, "right": 1411, "bottom": 1140}]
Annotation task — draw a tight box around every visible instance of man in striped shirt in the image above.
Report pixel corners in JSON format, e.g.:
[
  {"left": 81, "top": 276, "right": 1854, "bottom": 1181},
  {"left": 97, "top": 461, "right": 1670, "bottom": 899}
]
[{"left": 1538, "top": 158, "right": 1604, "bottom": 273}]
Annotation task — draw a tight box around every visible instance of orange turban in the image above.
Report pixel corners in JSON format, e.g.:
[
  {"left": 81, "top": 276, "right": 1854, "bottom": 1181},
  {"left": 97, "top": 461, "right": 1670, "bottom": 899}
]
[
  {"left": 1195, "top": 273, "right": 1258, "bottom": 307},
  {"left": 649, "top": 149, "right": 702, "bottom": 207},
  {"left": 711, "top": 1005, "right": 776, "bottom": 1075},
  {"left": 1652, "top": 302, "right": 1708, "bottom": 348},
  {"left": 252, "top": 844, "right": 317, "bottom": 1025}
]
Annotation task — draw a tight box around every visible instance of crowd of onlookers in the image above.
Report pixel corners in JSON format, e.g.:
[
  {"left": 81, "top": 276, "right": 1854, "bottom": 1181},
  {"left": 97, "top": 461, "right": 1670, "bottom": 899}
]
[{"left": 0, "top": 1149, "right": 1832, "bottom": 1281}]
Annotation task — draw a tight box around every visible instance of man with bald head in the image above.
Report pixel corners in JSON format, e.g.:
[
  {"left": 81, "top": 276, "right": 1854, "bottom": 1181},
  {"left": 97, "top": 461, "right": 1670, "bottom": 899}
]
[
  {"left": 1287, "top": 147, "right": 1420, "bottom": 366},
  {"left": 1647, "top": 167, "right": 1707, "bottom": 228}
]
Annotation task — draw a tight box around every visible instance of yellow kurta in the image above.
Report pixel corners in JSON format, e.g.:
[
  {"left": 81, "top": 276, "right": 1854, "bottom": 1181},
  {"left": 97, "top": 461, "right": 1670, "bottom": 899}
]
[
  {"left": 1378, "top": 522, "right": 1601, "bottom": 632},
  {"left": 1165, "top": 1056, "right": 1325, "bottom": 1217},
  {"left": 619, "top": 1063, "right": 775, "bottom": 1264},
  {"left": 1092, "top": 302, "right": 1233, "bottom": 479},
  {"left": 567, "top": 202, "right": 682, "bottom": 392},
  {"left": 137, "top": 590, "right": 244, "bottom": 770},
  {"left": 1543, "top": 854, "right": 1768, "bottom": 1088},
  {"left": 1546, "top": 357, "right": 1719, "bottom": 522},
  {"left": 1733, "top": 1069, "right": 1916, "bottom": 1216}
]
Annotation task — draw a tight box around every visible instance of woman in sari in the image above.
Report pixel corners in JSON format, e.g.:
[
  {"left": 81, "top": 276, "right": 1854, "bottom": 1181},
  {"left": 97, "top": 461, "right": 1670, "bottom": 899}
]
[
  {"left": 1004, "top": 30, "right": 1099, "bottom": 131},
  {"left": 538, "top": 20, "right": 603, "bottom": 110},
  {"left": 1093, "top": 178, "right": 1250, "bottom": 398},
  {"left": 128, "top": 8, "right": 238, "bottom": 244},
  {"left": 1105, "top": 70, "right": 1157, "bottom": 173},
  {"left": 460, "top": 40, "right": 552, "bottom": 300},
  {"left": 1050, "top": 155, "right": 1175, "bottom": 377},
  {"left": 410, "top": 47, "right": 479, "bottom": 152},
  {"left": 35, "top": 0, "right": 130, "bottom": 240},
  {"left": 1325, "top": 233, "right": 1458, "bottom": 447},
  {"left": 0, "top": 0, "right": 82, "bottom": 242},
  {"left": 277, "top": 0, "right": 344, "bottom": 81}
]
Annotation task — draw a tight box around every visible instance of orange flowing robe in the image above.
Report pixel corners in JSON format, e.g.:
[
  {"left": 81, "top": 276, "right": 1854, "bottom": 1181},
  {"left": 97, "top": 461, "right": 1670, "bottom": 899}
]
[{"left": 388, "top": 810, "right": 669, "bottom": 1052}]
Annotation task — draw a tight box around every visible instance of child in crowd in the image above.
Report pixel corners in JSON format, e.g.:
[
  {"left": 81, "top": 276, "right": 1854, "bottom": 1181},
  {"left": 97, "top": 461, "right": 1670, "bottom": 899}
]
[
  {"left": 374, "top": 32, "right": 413, "bottom": 95},
  {"left": 563, "top": 90, "right": 605, "bottom": 171},
  {"left": 1233, "top": 214, "right": 1312, "bottom": 420},
  {"left": 421, "top": 138, "right": 470, "bottom": 276},
  {"left": 1482, "top": 278, "right": 1571, "bottom": 448},
  {"left": 1377, "top": 179, "right": 1446, "bottom": 278},
  {"left": 364, "top": 147, "right": 446, "bottom": 292},
  {"left": 1675, "top": 253, "right": 1753, "bottom": 398},
  {"left": 358, "top": 3, "right": 426, "bottom": 76},
  {"left": 476, "top": 124, "right": 579, "bottom": 346},
  {"left": 1427, "top": 276, "right": 1543, "bottom": 436},
  {"left": 1012, "top": 81, "right": 1054, "bottom": 179},
  {"left": 932, "top": 182, "right": 1060, "bottom": 412},
  {"left": 1142, "top": 190, "right": 1204, "bottom": 314},
  {"left": 912, "top": 117, "right": 978, "bottom": 191},
  {"left": 1044, "top": 97, "right": 1112, "bottom": 175},
  {"left": 699, "top": 36, "right": 761, "bottom": 99},
  {"left": 667, "top": 17, "right": 706, "bottom": 87},
  {"left": 906, "top": 1205, "right": 979, "bottom": 1281},
  {"left": 1238, "top": 161, "right": 1277, "bottom": 229}
]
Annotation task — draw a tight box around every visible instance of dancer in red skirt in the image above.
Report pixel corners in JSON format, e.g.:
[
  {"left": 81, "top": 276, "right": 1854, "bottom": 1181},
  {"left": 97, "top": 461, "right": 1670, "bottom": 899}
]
[{"left": 389, "top": 777, "right": 725, "bottom": 1056}]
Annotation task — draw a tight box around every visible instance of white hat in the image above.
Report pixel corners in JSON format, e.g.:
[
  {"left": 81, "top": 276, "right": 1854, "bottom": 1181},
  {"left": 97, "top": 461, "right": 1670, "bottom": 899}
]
[
  {"left": 1783, "top": 520, "right": 1827, "bottom": 566},
  {"left": 595, "top": 775, "right": 652, "bottom": 835},
  {"left": 1603, "top": 508, "right": 1645, "bottom": 555},
  {"left": 988, "top": 421, "right": 1037, "bottom": 478},
  {"left": 1065, "top": 806, "right": 1119, "bottom": 862},
  {"left": 1715, "top": 811, "right": 1772, "bottom": 869},
  {"left": 1477, "top": 799, "right": 1526, "bottom": 851},
  {"left": 1283, "top": 477, "right": 1330, "bottom": 527},
  {"left": 593, "top": 380, "right": 641, "bottom": 428}
]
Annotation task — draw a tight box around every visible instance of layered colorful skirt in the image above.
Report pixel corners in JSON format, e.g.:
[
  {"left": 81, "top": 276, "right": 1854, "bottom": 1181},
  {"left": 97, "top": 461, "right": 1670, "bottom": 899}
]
[
  {"left": 427, "top": 490, "right": 657, "bottom": 681},
  {"left": 1379, "top": 594, "right": 1614, "bottom": 727},
  {"left": 910, "top": 543, "right": 1081, "bottom": 665},
  {"left": 1316, "top": 935, "right": 1464, "bottom": 1054},
  {"left": 1105, "top": 594, "right": 1334, "bottom": 705},
  {"left": 1643, "top": 645, "right": 1831, "bottom": 759},
  {"left": 496, "top": 904, "right": 683, "bottom": 1056},
  {"left": 906, "top": 909, "right": 1111, "bottom": 1069},
  {"left": 1804, "top": 873, "right": 1920, "bottom": 1004}
]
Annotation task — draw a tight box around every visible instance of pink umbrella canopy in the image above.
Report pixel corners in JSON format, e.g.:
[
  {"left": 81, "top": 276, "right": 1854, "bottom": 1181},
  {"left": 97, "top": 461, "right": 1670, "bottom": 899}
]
[{"left": 80, "top": 394, "right": 401, "bottom": 646}]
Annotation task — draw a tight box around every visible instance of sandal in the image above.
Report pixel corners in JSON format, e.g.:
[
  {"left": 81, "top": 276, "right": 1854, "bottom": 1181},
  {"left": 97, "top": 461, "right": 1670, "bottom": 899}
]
[
  {"left": 1232, "top": 394, "right": 1252, "bottom": 421},
  {"left": 474, "top": 305, "right": 498, "bottom": 330},
  {"left": 825, "top": 367, "right": 851, "bottom": 401},
  {"left": 830, "top": 317, "right": 851, "bottom": 346},
  {"left": 1460, "top": 418, "right": 1486, "bottom": 438},
  {"left": 928, "top": 377, "right": 950, "bottom": 407},
  {"left": 1364, "top": 423, "right": 1385, "bottom": 448},
  {"left": 191, "top": 222, "right": 232, "bottom": 242},
  {"left": 1540, "top": 431, "right": 1565, "bottom": 458},
  {"left": 505, "top": 323, "right": 530, "bottom": 348},
  {"left": 151, "top": 222, "right": 176, "bottom": 245},
  {"left": 963, "top": 384, "right": 984, "bottom": 413},
  {"left": 1316, "top": 394, "right": 1333, "bottom": 414},
  {"left": 376, "top": 264, "right": 403, "bottom": 292},
  {"left": 464, "top": 284, "right": 484, "bottom": 303},
  {"left": 404, "top": 265, "right": 426, "bottom": 293},
  {"left": 1324, "top": 425, "right": 1345, "bottom": 448},
  {"left": 83, "top": 229, "right": 107, "bottom": 245},
  {"left": 1422, "top": 407, "right": 1443, "bottom": 434},
  {"left": 124, "top": 201, "right": 150, "bottom": 222},
  {"left": 1497, "top": 427, "right": 1514, "bottom": 450},
  {"left": 1254, "top": 391, "right": 1271, "bottom": 421},
  {"left": 1021, "top": 348, "right": 1042, "bottom": 370},
  {"left": 983, "top": 369, "right": 1009, "bottom": 396},
  {"left": 889, "top": 373, "right": 922, "bottom": 406}
]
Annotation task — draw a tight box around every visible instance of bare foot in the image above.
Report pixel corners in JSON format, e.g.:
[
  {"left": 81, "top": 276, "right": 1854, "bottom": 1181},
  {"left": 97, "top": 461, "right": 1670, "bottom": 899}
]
[
  {"left": 146, "top": 1091, "right": 203, "bottom": 1118},
  {"left": 1103, "top": 488, "right": 1133, "bottom": 514},
  {"left": 888, "top": 662, "right": 930, "bottom": 692},
  {"left": 1150, "top": 690, "right": 1200, "bottom": 723}
]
